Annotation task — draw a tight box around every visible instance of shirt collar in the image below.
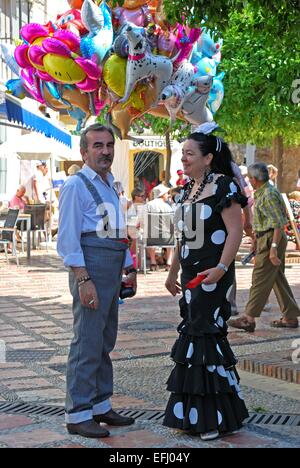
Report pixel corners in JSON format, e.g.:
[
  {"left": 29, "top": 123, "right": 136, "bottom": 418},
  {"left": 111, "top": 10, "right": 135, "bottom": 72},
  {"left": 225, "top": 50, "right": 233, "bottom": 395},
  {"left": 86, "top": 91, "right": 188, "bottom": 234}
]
[
  {"left": 81, "top": 164, "right": 114, "bottom": 187},
  {"left": 254, "top": 181, "right": 270, "bottom": 198}
]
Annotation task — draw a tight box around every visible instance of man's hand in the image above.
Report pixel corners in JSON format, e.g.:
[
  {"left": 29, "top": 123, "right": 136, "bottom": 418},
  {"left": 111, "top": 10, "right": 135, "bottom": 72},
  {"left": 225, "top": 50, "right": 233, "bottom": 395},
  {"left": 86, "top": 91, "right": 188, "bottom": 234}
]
[
  {"left": 79, "top": 280, "right": 99, "bottom": 310},
  {"left": 251, "top": 237, "right": 257, "bottom": 252},
  {"left": 269, "top": 247, "right": 281, "bottom": 266}
]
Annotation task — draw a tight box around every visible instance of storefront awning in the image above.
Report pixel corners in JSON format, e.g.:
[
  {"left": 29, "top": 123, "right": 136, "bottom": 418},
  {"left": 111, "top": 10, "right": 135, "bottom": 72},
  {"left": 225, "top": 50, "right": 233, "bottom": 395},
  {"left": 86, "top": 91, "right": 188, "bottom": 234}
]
[{"left": 0, "top": 93, "right": 72, "bottom": 148}]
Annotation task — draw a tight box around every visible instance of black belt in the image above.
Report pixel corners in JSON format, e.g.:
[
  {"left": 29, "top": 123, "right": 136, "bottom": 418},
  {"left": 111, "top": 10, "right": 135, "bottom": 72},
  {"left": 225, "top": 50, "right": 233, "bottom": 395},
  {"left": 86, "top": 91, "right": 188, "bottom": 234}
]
[
  {"left": 255, "top": 229, "right": 273, "bottom": 239},
  {"left": 81, "top": 231, "right": 99, "bottom": 238}
]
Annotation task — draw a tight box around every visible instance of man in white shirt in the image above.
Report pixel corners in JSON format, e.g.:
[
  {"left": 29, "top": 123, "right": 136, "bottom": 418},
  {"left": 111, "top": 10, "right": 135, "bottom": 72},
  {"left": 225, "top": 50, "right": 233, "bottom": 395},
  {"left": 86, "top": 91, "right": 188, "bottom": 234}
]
[
  {"left": 33, "top": 161, "right": 51, "bottom": 202},
  {"left": 57, "top": 124, "right": 136, "bottom": 438},
  {"left": 146, "top": 184, "right": 174, "bottom": 271}
]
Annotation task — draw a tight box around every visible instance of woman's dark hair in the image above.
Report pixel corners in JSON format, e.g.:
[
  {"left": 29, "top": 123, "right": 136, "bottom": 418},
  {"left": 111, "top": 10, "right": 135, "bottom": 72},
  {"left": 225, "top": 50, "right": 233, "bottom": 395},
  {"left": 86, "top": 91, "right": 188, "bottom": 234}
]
[{"left": 187, "top": 132, "right": 234, "bottom": 177}]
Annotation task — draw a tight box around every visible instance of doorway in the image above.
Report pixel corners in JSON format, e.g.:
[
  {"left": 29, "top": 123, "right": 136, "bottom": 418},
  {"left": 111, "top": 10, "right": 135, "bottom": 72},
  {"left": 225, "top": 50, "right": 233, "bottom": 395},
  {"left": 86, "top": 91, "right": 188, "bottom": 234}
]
[{"left": 134, "top": 151, "right": 163, "bottom": 198}]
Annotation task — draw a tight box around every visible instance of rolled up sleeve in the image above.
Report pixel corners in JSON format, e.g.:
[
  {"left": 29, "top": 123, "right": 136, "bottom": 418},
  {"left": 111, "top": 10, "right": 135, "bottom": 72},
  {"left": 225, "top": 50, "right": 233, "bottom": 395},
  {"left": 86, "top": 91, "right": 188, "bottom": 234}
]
[{"left": 57, "top": 182, "right": 85, "bottom": 267}]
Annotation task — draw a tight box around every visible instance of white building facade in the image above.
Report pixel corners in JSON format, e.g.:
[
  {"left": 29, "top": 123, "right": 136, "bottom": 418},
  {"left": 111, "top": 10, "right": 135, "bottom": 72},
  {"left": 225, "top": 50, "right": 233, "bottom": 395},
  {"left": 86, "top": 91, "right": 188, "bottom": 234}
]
[{"left": 0, "top": 1, "right": 69, "bottom": 201}]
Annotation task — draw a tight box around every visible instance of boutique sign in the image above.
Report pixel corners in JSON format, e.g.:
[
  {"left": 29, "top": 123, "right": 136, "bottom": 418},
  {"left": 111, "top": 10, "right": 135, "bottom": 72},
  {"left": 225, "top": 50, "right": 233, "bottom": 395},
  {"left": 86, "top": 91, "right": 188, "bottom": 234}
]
[{"left": 131, "top": 138, "right": 174, "bottom": 149}]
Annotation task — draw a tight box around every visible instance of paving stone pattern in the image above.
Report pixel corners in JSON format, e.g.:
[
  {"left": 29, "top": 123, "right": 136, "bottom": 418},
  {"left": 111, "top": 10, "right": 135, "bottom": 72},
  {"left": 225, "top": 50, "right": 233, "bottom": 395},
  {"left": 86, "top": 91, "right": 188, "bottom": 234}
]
[{"left": 0, "top": 251, "right": 299, "bottom": 448}]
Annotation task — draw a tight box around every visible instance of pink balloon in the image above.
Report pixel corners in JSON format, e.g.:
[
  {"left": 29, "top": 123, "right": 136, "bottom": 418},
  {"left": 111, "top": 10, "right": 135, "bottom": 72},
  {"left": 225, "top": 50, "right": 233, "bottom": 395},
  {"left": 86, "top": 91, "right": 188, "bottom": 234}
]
[
  {"left": 76, "top": 76, "right": 98, "bottom": 92},
  {"left": 75, "top": 57, "right": 101, "bottom": 80},
  {"left": 42, "top": 38, "right": 71, "bottom": 57},
  {"left": 36, "top": 69, "right": 59, "bottom": 83},
  {"left": 53, "top": 30, "right": 81, "bottom": 52},
  {"left": 114, "top": 7, "right": 147, "bottom": 27},
  {"left": 28, "top": 45, "right": 46, "bottom": 67},
  {"left": 21, "top": 68, "right": 45, "bottom": 103},
  {"left": 14, "top": 44, "right": 31, "bottom": 68},
  {"left": 157, "top": 31, "right": 177, "bottom": 56},
  {"left": 21, "top": 23, "right": 49, "bottom": 43}
]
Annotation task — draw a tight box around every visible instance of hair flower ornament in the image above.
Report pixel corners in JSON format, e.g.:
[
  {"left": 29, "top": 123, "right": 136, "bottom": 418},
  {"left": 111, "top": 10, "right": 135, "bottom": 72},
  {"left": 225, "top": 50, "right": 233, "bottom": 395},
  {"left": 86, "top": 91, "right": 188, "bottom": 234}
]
[{"left": 193, "top": 120, "right": 219, "bottom": 135}]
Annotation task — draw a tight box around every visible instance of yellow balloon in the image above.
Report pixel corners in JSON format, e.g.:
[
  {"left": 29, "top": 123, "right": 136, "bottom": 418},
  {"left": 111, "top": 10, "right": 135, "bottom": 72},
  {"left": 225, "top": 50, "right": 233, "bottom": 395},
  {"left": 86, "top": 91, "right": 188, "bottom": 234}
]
[
  {"left": 43, "top": 54, "right": 86, "bottom": 84},
  {"left": 103, "top": 54, "right": 127, "bottom": 97}
]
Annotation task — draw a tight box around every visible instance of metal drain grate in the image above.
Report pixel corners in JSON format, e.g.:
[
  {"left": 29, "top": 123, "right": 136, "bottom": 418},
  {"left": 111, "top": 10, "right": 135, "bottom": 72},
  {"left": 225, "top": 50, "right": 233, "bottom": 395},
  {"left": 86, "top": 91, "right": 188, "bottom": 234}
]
[
  {"left": 0, "top": 402, "right": 164, "bottom": 421},
  {"left": 120, "top": 321, "right": 174, "bottom": 331},
  {"left": 6, "top": 350, "right": 56, "bottom": 363},
  {"left": 0, "top": 402, "right": 65, "bottom": 417},
  {"left": 0, "top": 402, "right": 299, "bottom": 426},
  {"left": 245, "top": 413, "right": 300, "bottom": 426}
]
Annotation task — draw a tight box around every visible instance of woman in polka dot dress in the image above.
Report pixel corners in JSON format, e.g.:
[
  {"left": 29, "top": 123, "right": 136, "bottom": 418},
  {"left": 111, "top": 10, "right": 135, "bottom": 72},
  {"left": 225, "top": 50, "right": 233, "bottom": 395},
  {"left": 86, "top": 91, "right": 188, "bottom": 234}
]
[{"left": 163, "top": 129, "right": 249, "bottom": 440}]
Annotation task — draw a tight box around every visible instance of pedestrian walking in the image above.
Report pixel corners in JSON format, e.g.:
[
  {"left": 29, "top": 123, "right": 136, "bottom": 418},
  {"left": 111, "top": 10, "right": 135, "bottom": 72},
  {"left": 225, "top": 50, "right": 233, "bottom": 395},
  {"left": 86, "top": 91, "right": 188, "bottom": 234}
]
[{"left": 228, "top": 162, "right": 299, "bottom": 332}]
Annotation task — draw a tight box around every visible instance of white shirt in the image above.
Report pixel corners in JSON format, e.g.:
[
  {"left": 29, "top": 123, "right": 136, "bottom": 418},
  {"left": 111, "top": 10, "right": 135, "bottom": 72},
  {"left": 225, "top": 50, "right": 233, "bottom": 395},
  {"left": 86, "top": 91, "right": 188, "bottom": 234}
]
[
  {"left": 57, "top": 165, "right": 132, "bottom": 268},
  {"left": 34, "top": 170, "right": 51, "bottom": 202}
]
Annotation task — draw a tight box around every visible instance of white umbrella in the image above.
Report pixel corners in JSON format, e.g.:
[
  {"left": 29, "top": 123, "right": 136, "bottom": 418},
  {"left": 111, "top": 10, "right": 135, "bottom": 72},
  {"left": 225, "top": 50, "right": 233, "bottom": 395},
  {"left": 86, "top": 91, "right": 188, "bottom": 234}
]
[
  {"left": 0, "top": 132, "right": 79, "bottom": 160},
  {"left": 0, "top": 132, "right": 80, "bottom": 241}
]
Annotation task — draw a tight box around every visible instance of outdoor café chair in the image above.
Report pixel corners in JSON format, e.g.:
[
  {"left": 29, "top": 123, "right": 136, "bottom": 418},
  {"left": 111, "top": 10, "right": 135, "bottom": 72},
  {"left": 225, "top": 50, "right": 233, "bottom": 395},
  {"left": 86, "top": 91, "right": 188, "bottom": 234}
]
[{"left": 0, "top": 208, "right": 20, "bottom": 265}]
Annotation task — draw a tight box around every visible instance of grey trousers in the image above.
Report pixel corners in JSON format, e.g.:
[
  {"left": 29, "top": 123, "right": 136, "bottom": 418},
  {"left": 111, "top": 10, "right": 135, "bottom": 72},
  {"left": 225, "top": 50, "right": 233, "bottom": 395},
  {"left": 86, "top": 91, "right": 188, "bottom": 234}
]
[{"left": 65, "top": 244, "right": 125, "bottom": 424}]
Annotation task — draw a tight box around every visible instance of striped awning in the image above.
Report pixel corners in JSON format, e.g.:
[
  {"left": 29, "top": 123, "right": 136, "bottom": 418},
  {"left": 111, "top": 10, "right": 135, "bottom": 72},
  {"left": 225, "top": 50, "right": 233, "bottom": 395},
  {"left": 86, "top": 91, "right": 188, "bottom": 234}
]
[{"left": 0, "top": 93, "right": 72, "bottom": 148}]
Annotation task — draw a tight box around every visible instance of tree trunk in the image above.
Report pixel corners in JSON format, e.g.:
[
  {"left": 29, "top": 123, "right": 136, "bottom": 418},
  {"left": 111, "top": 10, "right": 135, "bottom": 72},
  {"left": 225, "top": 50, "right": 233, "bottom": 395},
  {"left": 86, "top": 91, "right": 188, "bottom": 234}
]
[
  {"left": 165, "top": 130, "right": 172, "bottom": 184},
  {"left": 272, "top": 135, "right": 284, "bottom": 191}
]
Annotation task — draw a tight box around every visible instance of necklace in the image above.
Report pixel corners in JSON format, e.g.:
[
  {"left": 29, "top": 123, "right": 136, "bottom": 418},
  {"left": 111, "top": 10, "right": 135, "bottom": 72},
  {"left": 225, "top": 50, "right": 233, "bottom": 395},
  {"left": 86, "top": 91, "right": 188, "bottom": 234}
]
[{"left": 181, "top": 171, "right": 215, "bottom": 204}]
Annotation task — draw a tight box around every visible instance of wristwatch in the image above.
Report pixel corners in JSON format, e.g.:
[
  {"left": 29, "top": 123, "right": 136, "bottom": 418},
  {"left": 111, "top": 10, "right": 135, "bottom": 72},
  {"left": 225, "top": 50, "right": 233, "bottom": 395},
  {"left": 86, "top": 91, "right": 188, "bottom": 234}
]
[
  {"left": 217, "top": 263, "right": 228, "bottom": 273},
  {"left": 271, "top": 243, "right": 278, "bottom": 248}
]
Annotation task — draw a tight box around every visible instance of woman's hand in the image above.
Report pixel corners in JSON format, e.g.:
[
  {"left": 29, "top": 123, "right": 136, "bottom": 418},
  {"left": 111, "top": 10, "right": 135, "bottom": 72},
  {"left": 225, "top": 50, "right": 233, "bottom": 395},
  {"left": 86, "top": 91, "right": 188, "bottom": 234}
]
[
  {"left": 165, "top": 272, "right": 182, "bottom": 296},
  {"left": 79, "top": 280, "right": 99, "bottom": 310},
  {"left": 198, "top": 267, "right": 225, "bottom": 284}
]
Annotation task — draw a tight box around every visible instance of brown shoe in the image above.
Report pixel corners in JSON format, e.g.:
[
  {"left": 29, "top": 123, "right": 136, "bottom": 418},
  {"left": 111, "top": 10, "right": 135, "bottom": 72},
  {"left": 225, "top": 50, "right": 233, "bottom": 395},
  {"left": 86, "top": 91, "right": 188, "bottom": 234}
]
[
  {"left": 270, "top": 318, "right": 299, "bottom": 328},
  {"left": 67, "top": 419, "right": 110, "bottom": 438},
  {"left": 150, "top": 264, "right": 158, "bottom": 272},
  {"left": 94, "top": 409, "right": 135, "bottom": 426},
  {"left": 228, "top": 316, "right": 256, "bottom": 333}
]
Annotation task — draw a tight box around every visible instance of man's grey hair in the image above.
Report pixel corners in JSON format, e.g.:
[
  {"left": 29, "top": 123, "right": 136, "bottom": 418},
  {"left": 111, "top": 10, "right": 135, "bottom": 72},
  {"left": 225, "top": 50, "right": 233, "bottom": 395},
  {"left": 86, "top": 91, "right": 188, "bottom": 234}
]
[
  {"left": 80, "top": 124, "right": 115, "bottom": 151},
  {"left": 248, "top": 162, "right": 269, "bottom": 182}
]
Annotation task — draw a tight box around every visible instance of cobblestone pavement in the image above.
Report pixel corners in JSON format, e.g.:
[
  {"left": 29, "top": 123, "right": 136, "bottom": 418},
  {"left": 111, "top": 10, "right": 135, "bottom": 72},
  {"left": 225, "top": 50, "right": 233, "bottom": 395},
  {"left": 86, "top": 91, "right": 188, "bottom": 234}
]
[{"left": 0, "top": 252, "right": 299, "bottom": 448}]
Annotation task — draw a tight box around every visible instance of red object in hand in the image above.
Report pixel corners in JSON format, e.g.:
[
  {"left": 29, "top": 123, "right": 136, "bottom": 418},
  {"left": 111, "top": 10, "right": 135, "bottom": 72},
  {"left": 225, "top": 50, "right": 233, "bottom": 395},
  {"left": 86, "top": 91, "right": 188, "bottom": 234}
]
[{"left": 186, "top": 274, "right": 207, "bottom": 289}]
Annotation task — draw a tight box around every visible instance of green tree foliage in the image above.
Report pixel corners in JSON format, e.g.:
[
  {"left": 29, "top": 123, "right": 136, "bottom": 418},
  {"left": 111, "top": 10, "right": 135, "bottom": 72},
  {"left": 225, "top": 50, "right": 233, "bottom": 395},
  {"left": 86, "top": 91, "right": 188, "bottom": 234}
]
[
  {"left": 216, "top": 4, "right": 300, "bottom": 146},
  {"left": 162, "top": 0, "right": 300, "bottom": 147}
]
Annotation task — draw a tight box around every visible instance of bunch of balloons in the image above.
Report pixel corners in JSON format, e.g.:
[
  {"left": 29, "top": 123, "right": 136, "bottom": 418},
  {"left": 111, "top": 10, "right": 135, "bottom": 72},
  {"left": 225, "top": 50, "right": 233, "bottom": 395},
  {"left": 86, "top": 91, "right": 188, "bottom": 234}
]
[{"left": 2, "top": 0, "right": 224, "bottom": 136}]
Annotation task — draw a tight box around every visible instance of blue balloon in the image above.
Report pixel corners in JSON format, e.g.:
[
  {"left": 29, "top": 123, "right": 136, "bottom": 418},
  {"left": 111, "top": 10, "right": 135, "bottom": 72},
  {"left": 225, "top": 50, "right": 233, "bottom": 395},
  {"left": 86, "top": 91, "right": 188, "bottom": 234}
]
[
  {"left": 6, "top": 79, "right": 27, "bottom": 98},
  {"left": 208, "top": 72, "right": 225, "bottom": 114},
  {"left": 81, "top": 0, "right": 113, "bottom": 62},
  {"left": 68, "top": 107, "right": 88, "bottom": 132},
  {"left": 44, "top": 81, "right": 61, "bottom": 101},
  {"left": 193, "top": 56, "right": 218, "bottom": 78}
]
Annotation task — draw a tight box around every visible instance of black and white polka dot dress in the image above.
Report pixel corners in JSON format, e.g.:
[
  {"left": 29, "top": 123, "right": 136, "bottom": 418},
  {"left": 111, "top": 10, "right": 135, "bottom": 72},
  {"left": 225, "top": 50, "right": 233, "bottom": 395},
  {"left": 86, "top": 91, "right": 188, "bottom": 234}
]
[{"left": 163, "top": 175, "right": 249, "bottom": 434}]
